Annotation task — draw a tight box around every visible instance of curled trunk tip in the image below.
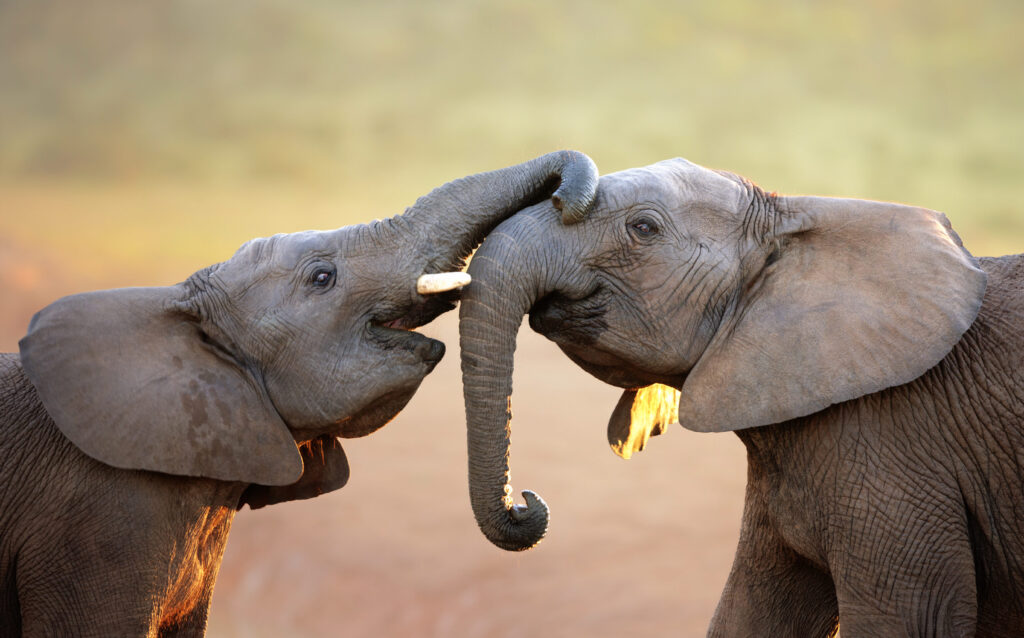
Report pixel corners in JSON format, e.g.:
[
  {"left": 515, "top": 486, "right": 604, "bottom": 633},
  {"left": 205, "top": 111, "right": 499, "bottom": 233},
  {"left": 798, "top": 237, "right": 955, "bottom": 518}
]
[
  {"left": 479, "top": 490, "right": 549, "bottom": 552},
  {"left": 551, "top": 151, "right": 599, "bottom": 225}
]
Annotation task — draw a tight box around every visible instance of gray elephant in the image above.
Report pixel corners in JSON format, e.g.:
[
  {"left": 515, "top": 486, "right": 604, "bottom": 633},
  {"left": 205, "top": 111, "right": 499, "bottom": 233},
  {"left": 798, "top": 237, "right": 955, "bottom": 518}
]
[
  {"left": 0, "top": 151, "right": 597, "bottom": 637},
  {"left": 457, "top": 157, "right": 1024, "bottom": 637}
]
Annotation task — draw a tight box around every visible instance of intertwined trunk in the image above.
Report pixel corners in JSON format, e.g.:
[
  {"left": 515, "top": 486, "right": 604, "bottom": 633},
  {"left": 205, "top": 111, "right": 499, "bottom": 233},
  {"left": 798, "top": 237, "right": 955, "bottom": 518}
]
[
  {"left": 390, "top": 150, "right": 596, "bottom": 273},
  {"left": 459, "top": 209, "right": 573, "bottom": 550}
]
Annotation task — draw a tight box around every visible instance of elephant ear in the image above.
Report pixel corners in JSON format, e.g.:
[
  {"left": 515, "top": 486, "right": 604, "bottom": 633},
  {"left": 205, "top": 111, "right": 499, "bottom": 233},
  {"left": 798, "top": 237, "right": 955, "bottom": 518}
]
[
  {"left": 607, "top": 384, "right": 680, "bottom": 459},
  {"left": 239, "top": 435, "right": 349, "bottom": 509},
  {"left": 19, "top": 287, "right": 303, "bottom": 485},
  {"left": 678, "top": 196, "right": 988, "bottom": 433}
]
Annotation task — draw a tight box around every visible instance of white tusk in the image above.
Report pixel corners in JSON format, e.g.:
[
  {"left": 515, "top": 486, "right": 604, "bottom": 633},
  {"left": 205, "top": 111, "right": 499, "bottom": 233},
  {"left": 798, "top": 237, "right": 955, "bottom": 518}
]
[{"left": 416, "top": 272, "right": 472, "bottom": 295}]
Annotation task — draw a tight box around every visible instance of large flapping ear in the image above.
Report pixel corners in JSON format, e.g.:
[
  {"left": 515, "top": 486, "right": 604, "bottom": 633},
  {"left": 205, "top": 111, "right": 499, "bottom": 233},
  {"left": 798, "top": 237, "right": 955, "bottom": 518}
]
[
  {"left": 19, "top": 287, "right": 303, "bottom": 485},
  {"left": 678, "top": 196, "right": 988, "bottom": 433},
  {"left": 239, "top": 435, "right": 350, "bottom": 509},
  {"left": 607, "top": 384, "right": 680, "bottom": 459}
]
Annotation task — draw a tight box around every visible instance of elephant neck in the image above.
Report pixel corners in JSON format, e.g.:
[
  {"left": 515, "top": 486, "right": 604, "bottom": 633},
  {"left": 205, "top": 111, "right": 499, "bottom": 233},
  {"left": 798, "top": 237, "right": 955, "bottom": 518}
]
[{"left": 733, "top": 419, "right": 827, "bottom": 485}]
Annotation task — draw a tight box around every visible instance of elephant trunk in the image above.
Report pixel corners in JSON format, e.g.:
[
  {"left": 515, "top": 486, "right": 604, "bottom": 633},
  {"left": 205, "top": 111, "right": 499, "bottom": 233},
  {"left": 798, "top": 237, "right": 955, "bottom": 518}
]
[
  {"left": 395, "top": 151, "right": 597, "bottom": 274},
  {"left": 459, "top": 209, "right": 569, "bottom": 551}
]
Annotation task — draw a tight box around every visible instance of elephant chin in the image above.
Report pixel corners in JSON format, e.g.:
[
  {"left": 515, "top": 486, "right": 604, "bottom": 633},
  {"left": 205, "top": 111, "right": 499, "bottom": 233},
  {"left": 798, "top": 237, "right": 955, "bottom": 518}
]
[
  {"left": 335, "top": 387, "right": 420, "bottom": 439},
  {"left": 557, "top": 343, "right": 684, "bottom": 390}
]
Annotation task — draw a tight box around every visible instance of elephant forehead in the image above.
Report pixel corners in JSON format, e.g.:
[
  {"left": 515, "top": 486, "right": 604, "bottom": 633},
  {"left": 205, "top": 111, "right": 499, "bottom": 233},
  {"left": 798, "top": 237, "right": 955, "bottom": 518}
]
[
  {"left": 231, "top": 230, "right": 336, "bottom": 270},
  {"left": 271, "top": 230, "right": 339, "bottom": 263},
  {"left": 206, "top": 231, "right": 341, "bottom": 298},
  {"left": 599, "top": 158, "right": 747, "bottom": 215}
]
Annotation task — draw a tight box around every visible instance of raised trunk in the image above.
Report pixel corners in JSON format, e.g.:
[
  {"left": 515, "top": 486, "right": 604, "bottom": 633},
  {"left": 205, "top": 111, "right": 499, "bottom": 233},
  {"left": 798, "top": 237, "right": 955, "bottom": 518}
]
[
  {"left": 459, "top": 209, "right": 569, "bottom": 551},
  {"left": 397, "top": 151, "right": 597, "bottom": 273}
]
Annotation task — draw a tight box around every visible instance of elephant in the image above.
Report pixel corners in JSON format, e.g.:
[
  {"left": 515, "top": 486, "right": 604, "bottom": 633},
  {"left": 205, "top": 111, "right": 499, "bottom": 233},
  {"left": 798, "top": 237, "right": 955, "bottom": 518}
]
[
  {"left": 457, "top": 157, "right": 1024, "bottom": 637},
  {"left": 0, "top": 150, "right": 598, "bottom": 637}
]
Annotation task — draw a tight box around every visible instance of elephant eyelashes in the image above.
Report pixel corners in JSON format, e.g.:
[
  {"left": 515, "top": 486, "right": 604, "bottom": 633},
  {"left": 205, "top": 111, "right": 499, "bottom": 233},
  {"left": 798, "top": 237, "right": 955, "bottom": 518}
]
[{"left": 628, "top": 217, "right": 659, "bottom": 239}]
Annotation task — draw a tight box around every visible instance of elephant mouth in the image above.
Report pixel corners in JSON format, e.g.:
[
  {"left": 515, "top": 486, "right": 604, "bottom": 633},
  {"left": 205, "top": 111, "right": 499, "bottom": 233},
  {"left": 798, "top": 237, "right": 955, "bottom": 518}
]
[
  {"left": 382, "top": 288, "right": 458, "bottom": 329},
  {"left": 529, "top": 290, "right": 686, "bottom": 389},
  {"left": 367, "top": 295, "right": 455, "bottom": 366},
  {"left": 530, "top": 299, "right": 647, "bottom": 387},
  {"left": 375, "top": 290, "right": 460, "bottom": 331},
  {"left": 342, "top": 297, "right": 455, "bottom": 438},
  {"left": 528, "top": 288, "right": 610, "bottom": 346}
]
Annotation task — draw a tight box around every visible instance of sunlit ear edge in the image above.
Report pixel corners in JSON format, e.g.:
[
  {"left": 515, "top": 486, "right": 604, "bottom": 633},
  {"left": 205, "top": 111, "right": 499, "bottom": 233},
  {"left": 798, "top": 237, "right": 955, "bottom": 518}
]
[{"left": 608, "top": 384, "right": 680, "bottom": 459}]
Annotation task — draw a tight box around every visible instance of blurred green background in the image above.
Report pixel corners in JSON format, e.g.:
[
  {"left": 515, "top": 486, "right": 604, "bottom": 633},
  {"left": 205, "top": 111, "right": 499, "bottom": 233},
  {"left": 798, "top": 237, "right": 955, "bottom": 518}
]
[
  {"left": 1, "top": 2, "right": 1022, "bottom": 636},
  {"left": 2, "top": 0, "right": 1022, "bottom": 267}
]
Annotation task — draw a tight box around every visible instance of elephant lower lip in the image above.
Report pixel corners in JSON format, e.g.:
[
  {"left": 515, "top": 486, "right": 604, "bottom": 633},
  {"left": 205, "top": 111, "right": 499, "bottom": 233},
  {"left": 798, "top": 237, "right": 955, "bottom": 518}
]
[
  {"left": 367, "top": 324, "right": 445, "bottom": 365},
  {"left": 418, "top": 338, "right": 445, "bottom": 366}
]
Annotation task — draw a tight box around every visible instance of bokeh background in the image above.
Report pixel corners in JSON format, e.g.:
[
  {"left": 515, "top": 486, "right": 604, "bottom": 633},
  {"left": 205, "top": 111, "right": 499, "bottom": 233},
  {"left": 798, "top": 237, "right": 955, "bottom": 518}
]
[{"left": 2, "top": 1, "right": 1022, "bottom": 635}]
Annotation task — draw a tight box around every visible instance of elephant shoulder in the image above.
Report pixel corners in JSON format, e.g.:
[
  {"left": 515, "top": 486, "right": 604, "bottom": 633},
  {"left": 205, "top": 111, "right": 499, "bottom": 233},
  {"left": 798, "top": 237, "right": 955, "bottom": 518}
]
[
  {"left": 0, "top": 353, "right": 51, "bottom": 433},
  {"left": 970, "top": 255, "right": 1024, "bottom": 355},
  {"left": 0, "top": 353, "right": 105, "bottom": 489},
  {"left": 978, "top": 254, "right": 1024, "bottom": 315},
  {"left": 931, "top": 254, "right": 1024, "bottom": 405},
  {"left": 0, "top": 353, "right": 79, "bottom": 509}
]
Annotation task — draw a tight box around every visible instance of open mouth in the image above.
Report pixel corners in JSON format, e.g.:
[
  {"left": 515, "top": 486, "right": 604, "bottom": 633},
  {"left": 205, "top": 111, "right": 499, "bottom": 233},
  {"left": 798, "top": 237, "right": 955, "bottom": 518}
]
[
  {"left": 365, "top": 270, "right": 470, "bottom": 360},
  {"left": 371, "top": 293, "right": 459, "bottom": 333},
  {"left": 379, "top": 316, "right": 418, "bottom": 330},
  {"left": 368, "top": 298, "right": 452, "bottom": 365}
]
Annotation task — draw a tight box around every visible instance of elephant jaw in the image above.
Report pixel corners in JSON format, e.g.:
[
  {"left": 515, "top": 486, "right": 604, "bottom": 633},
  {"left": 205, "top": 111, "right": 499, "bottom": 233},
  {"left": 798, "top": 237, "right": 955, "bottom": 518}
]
[
  {"left": 334, "top": 386, "right": 422, "bottom": 439},
  {"left": 555, "top": 341, "right": 684, "bottom": 390}
]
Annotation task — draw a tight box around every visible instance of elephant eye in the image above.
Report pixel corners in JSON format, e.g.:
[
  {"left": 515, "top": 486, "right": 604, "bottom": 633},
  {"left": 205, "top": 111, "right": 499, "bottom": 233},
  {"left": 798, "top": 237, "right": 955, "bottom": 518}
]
[
  {"left": 309, "top": 266, "right": 336, "bottom": 289},
  {"left": 628, "top": 217, "right": 659, "bottom": 239}
]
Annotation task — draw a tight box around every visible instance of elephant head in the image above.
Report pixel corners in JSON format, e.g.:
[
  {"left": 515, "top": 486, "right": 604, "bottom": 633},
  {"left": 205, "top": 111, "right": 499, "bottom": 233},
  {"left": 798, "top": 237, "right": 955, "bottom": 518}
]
[
  {"left": 18, "top": 151, "right": 598, "bottom": 506},
  {"left": 459, "top": 157, "right": 987, "bottom": 550}
]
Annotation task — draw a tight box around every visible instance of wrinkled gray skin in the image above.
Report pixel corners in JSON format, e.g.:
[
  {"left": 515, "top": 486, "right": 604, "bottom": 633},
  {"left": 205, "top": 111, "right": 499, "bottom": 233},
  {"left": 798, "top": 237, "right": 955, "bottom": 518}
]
[
  {"left": 0, "top": 150, "right": 598, "bottom": 638},
  {"left": 460, "top": 158, "right": 1024, "bottom": 636}
]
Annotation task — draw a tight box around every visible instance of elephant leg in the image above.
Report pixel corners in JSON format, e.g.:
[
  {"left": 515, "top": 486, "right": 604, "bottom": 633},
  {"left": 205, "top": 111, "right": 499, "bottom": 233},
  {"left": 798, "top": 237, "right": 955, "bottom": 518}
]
[
  {"left": 828, "top": 485, "right": 977, "bottom": 637},
  {"left": 18, "top": 549, "right": 220, "bottom": 638},
  {"left": 833, "top": 563, "right": 976, "bottom": 637},
  {"left": 17, "top": 550, "right": 161, "bottom": 638},
  {"left": 830, "top": 546, "right": 977, "bottom": 636},
  {"left": 708, "top": 491, "right": 839, "bottom": 638},
  {"left": 15, "top": 514, "right": 202, "bottom": 637}
]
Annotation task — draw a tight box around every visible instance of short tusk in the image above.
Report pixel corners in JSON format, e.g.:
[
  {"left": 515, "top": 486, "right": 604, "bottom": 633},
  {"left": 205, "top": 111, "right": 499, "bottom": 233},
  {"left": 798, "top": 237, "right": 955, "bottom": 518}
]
[{"left": 416, "top": 272, "right": 472, "bottom": 295}]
